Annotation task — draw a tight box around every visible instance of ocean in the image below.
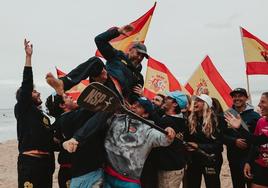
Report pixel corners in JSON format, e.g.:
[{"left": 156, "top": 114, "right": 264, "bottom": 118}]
[{"left": 0, "top": 109, "right": 16, "bottom": 143}]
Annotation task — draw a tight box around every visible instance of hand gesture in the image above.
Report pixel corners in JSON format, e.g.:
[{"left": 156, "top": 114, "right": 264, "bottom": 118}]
[
  {"left": 133, "top": 84, "right": 144, "bottom": 97},
  {"left": 165, "top": 127, "right": 176, "bottom": 142},
  {"left": 118, "top": 25, "right": 134, "bottom": 36},
  {"left": 186, "top": 142, "right": 198, "bottom": 152},
  {"left": 244, "top": 163, "right": 253, "bottom": 179},
  {"left": 24, "top": 39, "right": 33, "bottom": 57},
  {"left": 224, "top": 112, "right": 241, "bottom": 129},
  {"left": 235, "top": 138, "right": 248, "bottom": 150},
  {"left": 62, "top": 138, "right": 79, "bottom": 153}
]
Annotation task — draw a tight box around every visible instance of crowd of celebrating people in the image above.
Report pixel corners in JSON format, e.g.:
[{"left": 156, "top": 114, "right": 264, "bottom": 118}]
[{"left": 15, "top": 24, "right": 268, "bottom": 188}]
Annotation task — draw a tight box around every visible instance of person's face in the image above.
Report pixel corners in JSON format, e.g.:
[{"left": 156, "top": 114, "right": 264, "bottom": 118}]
[
  {"left": 128, "top": 48, "right": 145, "bottom": 67},
  {"left": 232, "top": 93, "right": 248, "bottom": 108},
  {"left": 92, "top": 68, "right": 108, "bottom": 83},
  {"left": 131, "top": 101, "right": 148, "bottom": 118},
  {"left": 32, "top": 89, "right": 42, "bottom": 106},
  {"left": 162, "top": 96, "right": 177, "bottom": 112},
  {"left": 193, "top": 98, "right": 205, "bottom": 113},
  {"left": 152, "top": 95, "right": 164, "bottom": 107},
  {"left": 62, "top": 95, "right": 78, "bottom": 110},
  {"left": 258, "top": 95, "right": 268, "bottom": 117}
]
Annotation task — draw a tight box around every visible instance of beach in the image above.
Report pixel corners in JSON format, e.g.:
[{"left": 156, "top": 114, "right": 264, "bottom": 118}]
[{"left": 0, "top": 139, "right": 232, "bottom": 188}]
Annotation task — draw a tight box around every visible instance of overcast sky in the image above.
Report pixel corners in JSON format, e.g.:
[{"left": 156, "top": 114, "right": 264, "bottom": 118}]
[{"left": 0, "top": 0, "right": 267, "bottom": 109}]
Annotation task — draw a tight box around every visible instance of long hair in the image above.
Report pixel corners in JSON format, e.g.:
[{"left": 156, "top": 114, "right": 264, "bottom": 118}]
[{"left": 188, "top": 102, "right": 218, "bottom": 138}]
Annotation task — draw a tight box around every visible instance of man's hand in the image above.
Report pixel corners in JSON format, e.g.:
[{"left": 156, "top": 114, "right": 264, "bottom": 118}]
[
  {"left": 62, "top": 138, "right": 79, "bottom": 153},
  {"left": 24, "top": 39, "right": 33, "bottom": 57},
  {"left": 235, "top": 138, "right": 248, "bottom": 150},
  {"left": 133, "top": 84, "right": 144, "bottom": 97},
  {"left": 118, "top": 25, "right": 134, "bottom": 36},
  {"left": 165, "top": 127, "right": 176, "bottom": 142},
  {"left": 186, "top": 142, "right": 198, "bottom": 152},
  {"left": 224, "top": 112, "right": 241, "bottom": 129},
  {"left": 244, "top": 163, "right": 253, "bottom": 179}
]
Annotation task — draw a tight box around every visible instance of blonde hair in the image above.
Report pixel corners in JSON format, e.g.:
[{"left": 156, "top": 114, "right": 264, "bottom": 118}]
[{"left": 188, "top": 102, "right": 218, "bottom": 138}]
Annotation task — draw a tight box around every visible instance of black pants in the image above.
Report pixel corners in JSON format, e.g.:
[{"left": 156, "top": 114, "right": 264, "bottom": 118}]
[
  {"left": 17, "top": 154, "right": 55, "bottom": 188},
  {"left": 60, "top": 56, "right": 103, "bottom": 91},
  {"left": 229, "top": 161, "right": 251, "bottom": 188},
  {"left": 140, "top": 152, "right": 158, "bottom": 188},
  {"left": 186, "top": 156, "right": 222, "bottom": 188},
  {"left": 58, "top": 167, "right": 72, "bottom": 188}
]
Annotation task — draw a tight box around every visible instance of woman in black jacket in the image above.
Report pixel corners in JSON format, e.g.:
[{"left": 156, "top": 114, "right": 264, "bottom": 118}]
[{"left": 185, "top": 94, "right": 223, "bottom": 188}]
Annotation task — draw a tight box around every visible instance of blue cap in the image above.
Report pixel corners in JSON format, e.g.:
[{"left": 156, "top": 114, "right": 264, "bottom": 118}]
[
  {"left": 137, "top": 97, "right": 154, "bottom": 113},
  {"left": 167, "top": 91, "right": 188, "bottom": 109}
]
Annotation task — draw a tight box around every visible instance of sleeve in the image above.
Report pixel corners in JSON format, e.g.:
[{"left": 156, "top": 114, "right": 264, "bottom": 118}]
[
  {"left": 235, "top": 120, "right": 268, "bottom": 146},
  {"left": 198, "top": 129, "right": 223, "bottom": 154},
  {"left": 247, "top": 112, "right": 261, "bottom": 133},
  {"left": 17, "top": 67, "right": 34, "bottom": 109},
  {"left": 72, "top": 111, "right": 112, "bottom": 145},
  {"left": 245, "top": 145, "right": 259, "bottom": 163},
  {"left": 198, "top": 120, "right": 223, "bottom": 154},
  {"left": 94, "top": 27, "right": 121, "bottom": 60},
  {"left": 146, "top": 128, "right": 171, "bottom": 148},
  {"left": 219, "top": 115, "right": 237, "bottom": 145}
]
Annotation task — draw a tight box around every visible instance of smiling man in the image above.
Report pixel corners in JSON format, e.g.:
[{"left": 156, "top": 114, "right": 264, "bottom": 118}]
[{"left": 222, "top": 88, "right": 260, "bottom": 188}]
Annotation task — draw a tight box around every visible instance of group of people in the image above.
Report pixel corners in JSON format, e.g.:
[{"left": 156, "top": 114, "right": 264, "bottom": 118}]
[{"left": 15, "top": 24, "right": 268, "bottom": 188}]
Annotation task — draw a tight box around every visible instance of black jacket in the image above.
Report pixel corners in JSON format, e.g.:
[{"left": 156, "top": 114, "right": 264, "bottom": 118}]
[
  {"left": 185, "top": 116, "right": 223, "bottom": 164},
  {"left": 222, "top": 105, "right": 260, "bottom": 160},
  {"left": 15, "top": 67, "right": 54, "bottom": 153},
  {"left": 153, "top": 114, "right": 187, "bottom": 170},
  {"left": 55, "top": 108, "right": 105, "bottom": 178},
  {"left": 95, "top": 27, "right": 144, "bottom": 98}
]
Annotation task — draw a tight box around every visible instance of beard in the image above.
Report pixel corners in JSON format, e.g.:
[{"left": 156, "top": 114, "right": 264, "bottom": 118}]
[{"left": 33, "top": 98, "right": 42, "bottom": 106}]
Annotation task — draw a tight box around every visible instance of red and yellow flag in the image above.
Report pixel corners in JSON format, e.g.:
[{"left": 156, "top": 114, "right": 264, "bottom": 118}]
[
  {"left": 241, "top": 27, "right": 268, "bottom": 75},
  {"left": 185, "top": 56, "right": 232, "bottom": 110},
  {"left": 56, "top": 68, "right": 89, "bottom": 101},
  {"left": 96, "top": 3, "right": 156, "bottom": 57},
  {"left": 144, "top": 57, "right": 187, "bottom": 99}
]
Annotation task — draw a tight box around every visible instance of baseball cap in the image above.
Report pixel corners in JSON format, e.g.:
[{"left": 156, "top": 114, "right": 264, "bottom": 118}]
[
  {"left": 230, "top": 88, "right": 248, "bottom": 97},
  {"left": 194, "top": 94, "right": 213, "bottom": 108},
  {"left": 166, "top": 91, "right": 188, "bottom": 109},
  {"left": 132, "top": 42, "right": 149, "bottom": 58},
  {"left": 137, "top": 97, "right": 154, "bottom": 113}
]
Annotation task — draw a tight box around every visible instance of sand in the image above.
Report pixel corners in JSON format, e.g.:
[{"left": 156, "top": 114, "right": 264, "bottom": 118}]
[{"left": 0, "top": 140, "right": 232, "bottom": 188}]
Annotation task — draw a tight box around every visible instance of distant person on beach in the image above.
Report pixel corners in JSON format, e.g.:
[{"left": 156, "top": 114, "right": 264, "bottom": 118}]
[{"left": 15, "top": 39, "right": 55, "bottom": 188}]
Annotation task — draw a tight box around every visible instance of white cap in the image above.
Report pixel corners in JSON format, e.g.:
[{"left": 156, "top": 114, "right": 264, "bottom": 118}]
[{"left": 194, "top": 94, "right": 213, "bottom": 108}]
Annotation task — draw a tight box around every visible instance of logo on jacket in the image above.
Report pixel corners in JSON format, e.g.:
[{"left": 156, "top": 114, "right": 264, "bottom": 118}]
[
  {"left": 43, "top": 116, "right": 50, "bottom": 128},
  {"left": 24, "top": 181, "right": 33, "bottom": 188}
]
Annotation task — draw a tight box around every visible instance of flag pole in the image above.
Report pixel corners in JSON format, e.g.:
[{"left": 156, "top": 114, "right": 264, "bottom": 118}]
[{"left": 240, "top": 26, "right": 252, "bottom": 104}]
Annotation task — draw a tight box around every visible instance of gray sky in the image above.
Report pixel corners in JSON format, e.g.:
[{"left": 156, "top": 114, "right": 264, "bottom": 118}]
[{"left": 0, "top": 0, "right": 268, "bottom": 109}]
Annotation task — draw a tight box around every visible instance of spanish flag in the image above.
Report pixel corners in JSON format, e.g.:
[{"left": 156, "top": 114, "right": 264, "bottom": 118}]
[
  {"left": 241, "top": 27, "right": 268, "bottom": 75},
  {"left": 56, "top": 68, "right": 89, "bottom": 100},
  {"left": 185, "top": 56, "right": 232, "bottom": 110},
  {"left": 96, "top": 3, "right": 156, "bottom": 57},
  {"left": 144, "top": 57, "right": 187, "bottom": 99}
]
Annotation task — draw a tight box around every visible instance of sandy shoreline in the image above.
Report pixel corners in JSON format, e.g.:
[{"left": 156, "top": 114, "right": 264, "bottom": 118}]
[{"left": 0, "top": 139, "right": 232, "bottom": 188}]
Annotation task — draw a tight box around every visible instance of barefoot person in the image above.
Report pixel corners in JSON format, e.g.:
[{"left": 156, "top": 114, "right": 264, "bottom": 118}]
[{"left": 15, "top": 39, "right": 55, "bottom": 188}]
